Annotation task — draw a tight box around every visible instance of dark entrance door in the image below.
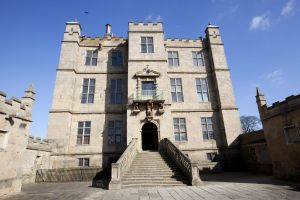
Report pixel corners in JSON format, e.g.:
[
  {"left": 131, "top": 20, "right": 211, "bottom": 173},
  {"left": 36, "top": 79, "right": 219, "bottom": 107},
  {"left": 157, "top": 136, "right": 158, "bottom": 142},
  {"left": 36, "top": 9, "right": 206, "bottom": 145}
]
[{"left": 141, "top": 122, "right": 158, "bottom": 150}]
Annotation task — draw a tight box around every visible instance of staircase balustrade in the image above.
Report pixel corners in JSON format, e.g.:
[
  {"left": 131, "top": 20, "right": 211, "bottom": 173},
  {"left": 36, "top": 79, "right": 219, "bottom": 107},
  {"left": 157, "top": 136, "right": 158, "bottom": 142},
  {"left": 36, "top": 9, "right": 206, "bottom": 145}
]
[
  {"left": 109, "top": 138, "right": 139, "bottom": 190},
  {"left": 161, "top": 138, "right": 202, "bottom": 186}
]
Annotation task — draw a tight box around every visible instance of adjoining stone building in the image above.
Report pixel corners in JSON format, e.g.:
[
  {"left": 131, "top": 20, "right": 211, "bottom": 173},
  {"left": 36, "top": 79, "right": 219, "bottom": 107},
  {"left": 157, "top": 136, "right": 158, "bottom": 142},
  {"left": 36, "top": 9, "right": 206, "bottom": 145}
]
[
  {"left": 47, "top": 21, "right": 242, "bottom": 170},
  {"left": 0, "top": 86, "right": 35, "bottom": 195},
  {"left": 256, "top": 88, "right": 300, "bottom": 180}
]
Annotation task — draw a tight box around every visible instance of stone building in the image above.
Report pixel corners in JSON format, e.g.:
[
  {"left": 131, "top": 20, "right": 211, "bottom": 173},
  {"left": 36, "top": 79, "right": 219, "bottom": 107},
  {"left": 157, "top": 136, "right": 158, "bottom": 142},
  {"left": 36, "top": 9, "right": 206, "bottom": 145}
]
[
  {"left": 256, "top": 88, "right": 300, "bottom": 180},
  {"left": 47, "top": 21, "right": 242, "bottom": 171},
  {"left": 0, "top": 86, "right": 35, "bottom": 195}
]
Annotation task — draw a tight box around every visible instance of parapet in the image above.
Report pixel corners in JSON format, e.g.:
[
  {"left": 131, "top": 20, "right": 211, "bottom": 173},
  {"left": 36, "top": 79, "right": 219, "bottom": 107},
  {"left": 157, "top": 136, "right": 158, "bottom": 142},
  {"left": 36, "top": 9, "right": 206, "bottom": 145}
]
[
  {"left": 128, "top": 22, "right": 163, "bottom": 32},
  {"left": 264, "top": 94, "right": 300, "bottom": 119},
  {"left": 164, "top": 38, "right": 204, "bottom": 48},
  {"left": 0, "top": 90, "right": 32, "bottom": 122},
  {"left": 79, "top": 36, "right": 128, "bottom": 47},
  {"left": 27, "top": 135, "right": 53, "bottom": 152}
]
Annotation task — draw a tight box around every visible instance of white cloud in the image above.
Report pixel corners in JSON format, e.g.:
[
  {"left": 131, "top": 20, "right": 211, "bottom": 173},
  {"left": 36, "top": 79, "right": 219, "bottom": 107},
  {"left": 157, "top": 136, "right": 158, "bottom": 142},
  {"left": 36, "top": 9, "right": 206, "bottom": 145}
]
[
  {"left": 264, "top": 69, "right": 284, "bottom": 85},
  {"left": 250, "top": 13, "right": 271, "bottom": 30},
  {"left": 145, "top": 13, "right": 162, "bottom": 22},
  {"left": 281, "top": 0, "right": 295, "bottom": 16}
]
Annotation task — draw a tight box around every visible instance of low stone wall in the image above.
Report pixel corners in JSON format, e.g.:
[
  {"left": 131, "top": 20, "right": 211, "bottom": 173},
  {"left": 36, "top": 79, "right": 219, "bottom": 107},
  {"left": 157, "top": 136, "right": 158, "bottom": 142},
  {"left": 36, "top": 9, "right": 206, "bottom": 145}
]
[
  {"left": 35, "top": 167, "right": 101, "bottom": 182},
  {"left": 239, "top": 130, "right": 272, "bottom": 174}
]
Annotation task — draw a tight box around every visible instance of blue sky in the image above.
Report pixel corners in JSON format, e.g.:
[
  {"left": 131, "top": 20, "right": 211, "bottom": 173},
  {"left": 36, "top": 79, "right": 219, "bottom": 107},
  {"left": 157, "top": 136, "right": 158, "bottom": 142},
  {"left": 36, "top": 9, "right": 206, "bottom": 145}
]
[{"left": 0, "top": 0, "right": 299, "bottom": 138}]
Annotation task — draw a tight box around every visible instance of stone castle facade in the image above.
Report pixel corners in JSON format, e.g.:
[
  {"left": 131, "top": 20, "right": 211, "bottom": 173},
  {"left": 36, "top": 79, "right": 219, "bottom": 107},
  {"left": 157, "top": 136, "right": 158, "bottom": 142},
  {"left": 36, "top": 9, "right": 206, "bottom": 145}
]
[{"left": 47, "top": 21, "right": 242, "bottom": 170}]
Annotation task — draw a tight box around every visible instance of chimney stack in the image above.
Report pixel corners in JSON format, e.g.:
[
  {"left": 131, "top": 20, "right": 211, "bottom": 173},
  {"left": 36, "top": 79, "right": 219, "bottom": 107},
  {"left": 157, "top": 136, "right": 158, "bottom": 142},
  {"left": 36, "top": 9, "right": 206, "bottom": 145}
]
[{"left": 105, "top": 24, "right": 111, "bottom": 36}]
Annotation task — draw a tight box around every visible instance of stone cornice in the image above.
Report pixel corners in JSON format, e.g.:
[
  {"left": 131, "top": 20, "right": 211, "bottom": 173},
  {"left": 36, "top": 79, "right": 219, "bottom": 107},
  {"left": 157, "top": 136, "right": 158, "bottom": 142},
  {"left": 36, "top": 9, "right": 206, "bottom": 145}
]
[
  {"left": 49, "top": 109, "right": 126, "bottom": 114},
  {"left": 56, "top": 68, "right": 128, "bottom": 74},
  {"left": 128, "top": 59, "right": 167, "bottom": 62}
]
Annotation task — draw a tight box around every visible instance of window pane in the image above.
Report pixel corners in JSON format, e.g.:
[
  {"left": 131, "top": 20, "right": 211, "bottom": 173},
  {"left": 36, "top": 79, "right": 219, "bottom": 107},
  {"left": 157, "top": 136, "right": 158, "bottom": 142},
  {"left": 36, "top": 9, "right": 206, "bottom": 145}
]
[
  {"left": 141, "top": 44, "right": 147, "bottom": 53},
  {"left": 176, "top": 86, "right": 182, "bottom": 92},
  {"left": 174, "top": 59, "right": 179, "bottom": 66},
  {"left": 85, "top": 121, "right": 91, "bottom": 127},
  {"left": 202, "top": 125, "right": 207, "bottom": 131},
  {"left": 180, "top": 125, "right": 186, "bottom": 132},
  {"left": 206, "top": 118, "right": 212, "bottom": 124},
  {"left": 116, "top": 135, "right": 121, "bottom": 143},
  {"left": 179, "top": 118, "right": 185, "bottom": 124},
  {"left": 148, "top": 44, "right": 153, "bottom": 53},
  {"left": 108, "top": 136, "right": 115, "bottom": 144},
  {"left": 168, "top": 58, "right": 173, "bottom": 66},
  {"left": 108, "top": 121, "right": 114, "bottom": 128},
  {"left": 176, "top": 78, "right": 182, "bottom": 85},
  {"left": 85, "top": 128, "right": 90, "bottom": 135},
  {"left": 203, "top": 93, "right": 209, "bottom": 102},
  {"left": 201, "top": 118, "right": 206, "bottom": 124},
  {"left": 84, "top": 136, "right": 90, "bottom": 144},
  {"left": 85, "top": 57, "right": 90, "bottom": 65},
  {"left": 193, "top": 58, "right": 198, "bottom": 66},
  {"left": 92, "top": 58, "right": 97, "bottom": 66},
  {"left": 116, "top": 93, "right": 122, "bottom": 104},
  {"left": 83, "top": 79, "right": 89, "bottom": 86},
  {"left": 177, "top": 93, "right": 183, "bottom": 102},
  {"left": 78, "top": 128, "right": 83, "bottom": 135},
  {"left": 82, "top": 86, "right": 88, "bottom": 93},
  {"left": 181, "top": 133, "right": 187, "bottom": 141},
  {"left": 77, "top": 136, "right": 82, "bottom": 145},
  {"left": 174, "top": 125, "right": 180, "bottom": 132},
  {"left": 203, "top": 133, "right": 208, "bottom": 140},
  {"left": 79, "top": 158, "right": 83, "bottom": 166},
  {"left": 92, "top": 51, "right": 98, "bottom": 58},
  {"left": 170, "top": 78, "right": 175, "bottom": 85},
  {"left": 81, "top": 94, "right": 87, "bottom": 103},
  {"left": 147, "top": 37, "right": 153, "bottom": 44},
  {"left": 88, "top": 94, "right": 94, "bottom": 103},
  {"left": 174, "top": 133, "right": 180, "bottom": 141},
  {"left": 141, "top": 37, "right": 146, "bottom": 44},
  {"left": 173, "top": 118, "right": 179, "bottom": 124},
  {"left": 171, "top": 93, "right": 177, "bottom": 102},
  {"left": 207, "top": 124, "right": 213, "bottom": 131}
]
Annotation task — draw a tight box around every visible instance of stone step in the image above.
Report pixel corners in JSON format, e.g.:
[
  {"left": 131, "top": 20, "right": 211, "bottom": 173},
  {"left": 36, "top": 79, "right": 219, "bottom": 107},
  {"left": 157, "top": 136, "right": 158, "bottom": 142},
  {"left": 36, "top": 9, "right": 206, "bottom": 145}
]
[
  {"left": 122, "top": 180, "right": 188, "bottom": 184},
  {"left": 122, "top": 177, "right": 187, "bottom": 181},
  {"left": 122, "top": 174, "right": 185, "bottom": 178}
]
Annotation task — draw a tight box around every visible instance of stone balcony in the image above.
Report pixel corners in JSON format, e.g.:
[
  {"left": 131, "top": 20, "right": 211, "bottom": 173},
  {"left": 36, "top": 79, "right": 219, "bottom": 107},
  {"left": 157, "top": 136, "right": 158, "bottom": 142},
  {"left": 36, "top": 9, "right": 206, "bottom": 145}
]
[{"left": 128, "top": 90, "right": 165, "bottom": 103}]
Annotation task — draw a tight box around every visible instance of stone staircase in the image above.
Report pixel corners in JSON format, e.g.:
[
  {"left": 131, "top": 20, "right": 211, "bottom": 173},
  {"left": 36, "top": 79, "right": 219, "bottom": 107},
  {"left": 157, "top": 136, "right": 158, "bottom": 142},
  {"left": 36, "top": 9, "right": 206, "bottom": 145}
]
[{"left": 121, "top": 151, "right": 189, "bottom": 188}]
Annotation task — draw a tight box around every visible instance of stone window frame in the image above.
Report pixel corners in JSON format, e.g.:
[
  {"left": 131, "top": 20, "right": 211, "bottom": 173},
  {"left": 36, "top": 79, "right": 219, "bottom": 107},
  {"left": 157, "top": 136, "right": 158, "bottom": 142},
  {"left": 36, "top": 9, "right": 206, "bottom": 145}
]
[
  {"left": 168, "top": 51, "right": 180, "bottom": 67},
  {"left": 111, "top": 50, "right": 123, "bottom": 67},
  {"left": 141, "top": 37, "right": 154, "bottom": 53},
  {"left": 283, "top": 124, "right": 300, "bottom": 144},
  {"left": 78, "top": 158, "right": 90, "bottom": 167},
  {"left": 196, "top": 78, "right": 210, "bottom": 102},
  {"left": 81, "top": 78, "right": 95, "bottom": 104},
  {"left": 201, "top": 117, "right": 214, "bottom": 140},
  {"left": 192, "top": 51, "right": 205, "bottom": 67},
  {"left": 85, "top": 50, "right": 98, "bottom": 66},
  {"left": 108, "top": 120, "right": 122, "bottom": 145},
  {"left": 173, "top": 118, "right": 187, "bottom": 141},
  {"left": 110, "top": 79, "right": 122, "bottom": 104},
  {"left": 170, "top": 78, "right": 184, "bottom": 102},
  {"left": 77, "top": 121, "right": 91, "bottom": 145}
]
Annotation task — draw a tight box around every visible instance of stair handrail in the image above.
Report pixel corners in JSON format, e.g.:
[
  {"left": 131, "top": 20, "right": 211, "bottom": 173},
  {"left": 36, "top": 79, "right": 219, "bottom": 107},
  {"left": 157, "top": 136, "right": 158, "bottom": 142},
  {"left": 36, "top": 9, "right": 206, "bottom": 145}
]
[
  {"left": 109, "top": 137, "right": 139, "bottom": 190},
  {"left": 162, "top": 138, "right": 202, "bottom": 186}
]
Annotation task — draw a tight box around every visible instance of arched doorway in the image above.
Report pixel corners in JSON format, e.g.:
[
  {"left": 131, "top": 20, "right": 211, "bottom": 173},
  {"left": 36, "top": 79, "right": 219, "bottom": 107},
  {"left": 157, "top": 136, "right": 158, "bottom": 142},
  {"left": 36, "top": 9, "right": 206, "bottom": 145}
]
[{"left": 141, "top": 122, "right": 158, "bottom": 150}]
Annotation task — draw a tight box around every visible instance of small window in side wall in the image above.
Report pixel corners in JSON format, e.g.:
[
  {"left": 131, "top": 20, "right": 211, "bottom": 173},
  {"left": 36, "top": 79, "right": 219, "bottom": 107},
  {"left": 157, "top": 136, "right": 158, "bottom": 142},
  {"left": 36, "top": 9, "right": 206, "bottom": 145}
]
[
  {"left": 168, "top": 51, "right": 179, "bottom": 67},
  {"left": 111, "top": 51, "right": 123, "bottom": 66},
  {"left": 78, "top": 158, "right": 90, "bottom": 167},
  {"left": 192, "top": 51, "right": 205, "bottom": 67},
  {"left": 206, "top": 153, "right": 217, "bottom": 161},
  {"left": 141, "top": 37, "right": 154, "bottom": 53},
  {"left": 77, "top": 121, "right": 91, "bottom": 145},
  {"left": 81, "top": 78, "right": 95, "bottom": 104},
  {"left": 284, "top": 125, "right": 300, "bottom": 143},
  {"left": 85, "top": 50, "right": 98, "bottom": 66},
  {"left": 108, "top": 120, "right": 122, "bottom": 145},
  {"left": 110, "top": 79, "right": 122, "bottom": 104},
  {"left": 201, "top": 117, "right": 214, "bottom": 140},
  {"left": 196, "top": 78, "right": 209, "bottom": 102}
]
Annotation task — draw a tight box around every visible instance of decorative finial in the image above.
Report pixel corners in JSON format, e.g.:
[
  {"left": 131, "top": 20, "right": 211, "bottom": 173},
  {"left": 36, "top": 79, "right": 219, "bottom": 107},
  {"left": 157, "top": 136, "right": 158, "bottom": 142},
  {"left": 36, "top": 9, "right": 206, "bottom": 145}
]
[
  {"left": 256, "top": 87, "right": 263, "bottom": 96},
  {"left": 27, "top": 83, "right": 35, "bottom": 93}
]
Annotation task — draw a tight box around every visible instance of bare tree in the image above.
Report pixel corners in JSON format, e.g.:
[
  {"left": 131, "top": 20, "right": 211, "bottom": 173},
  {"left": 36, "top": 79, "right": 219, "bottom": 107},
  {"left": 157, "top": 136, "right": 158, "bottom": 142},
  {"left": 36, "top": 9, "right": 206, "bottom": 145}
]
[{"left": 240, "top": 116, "right": 261, "bottom": 133}]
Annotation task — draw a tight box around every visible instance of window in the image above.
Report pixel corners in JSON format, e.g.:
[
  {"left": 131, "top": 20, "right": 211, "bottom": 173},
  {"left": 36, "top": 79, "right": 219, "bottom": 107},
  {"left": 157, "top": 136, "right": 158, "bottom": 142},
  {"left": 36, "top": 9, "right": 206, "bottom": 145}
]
[
  {"left": 196, "top": 78, "right": 209, "bottom": 102},
  {"left": 141, "top": 37, "right": 154, "bottom": 53},
  {"left": 284, "top": 125, "right": 300, "bottom": 143},
  {"left": 111, "top": 51, "right": 123, "bottom": 66},
  {"left": 173, "top": 118, "right": 187, "bottom": 141},
  {"left": 206, "top": 153, "right": 217, "bottom": 161},
  {"left": 170, "top": 78, "right": 183, "bottom": 102},
  {"left": 77, "top": 121, "right": 91, "bottom": 145},
  {"left": 85, "top": 50, "right": 98, "bottom": 66},
  {"left": 108, "top": 120, "right": 122, "bottom": 145},
  {"left": 81, "top": 79, "right": 95, "bottom": 104},
  {"left": 192, "top": 51, "right": 204, "bottom": 66},
  {"left": 78, "top": 158, "right": 90, "bottom": 167},
  {"left": 168, "top": 51, "right": 179, "bottom": 66},
  {"left": 201, "top": 117, "right": 214, "bottom": 140},
  {"left": 142, "top": 81, "right": 155, "bottom": 96},
  {"left": 110, "top": 79, "right": 122, "bottom": 104}
]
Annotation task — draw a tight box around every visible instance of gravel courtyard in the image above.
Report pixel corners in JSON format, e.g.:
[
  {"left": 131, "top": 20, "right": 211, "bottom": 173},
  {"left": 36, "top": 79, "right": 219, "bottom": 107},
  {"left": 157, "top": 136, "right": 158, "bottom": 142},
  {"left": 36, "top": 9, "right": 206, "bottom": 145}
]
[{"left": 1, "top": 172, "right": 300, "bottom": 200}]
